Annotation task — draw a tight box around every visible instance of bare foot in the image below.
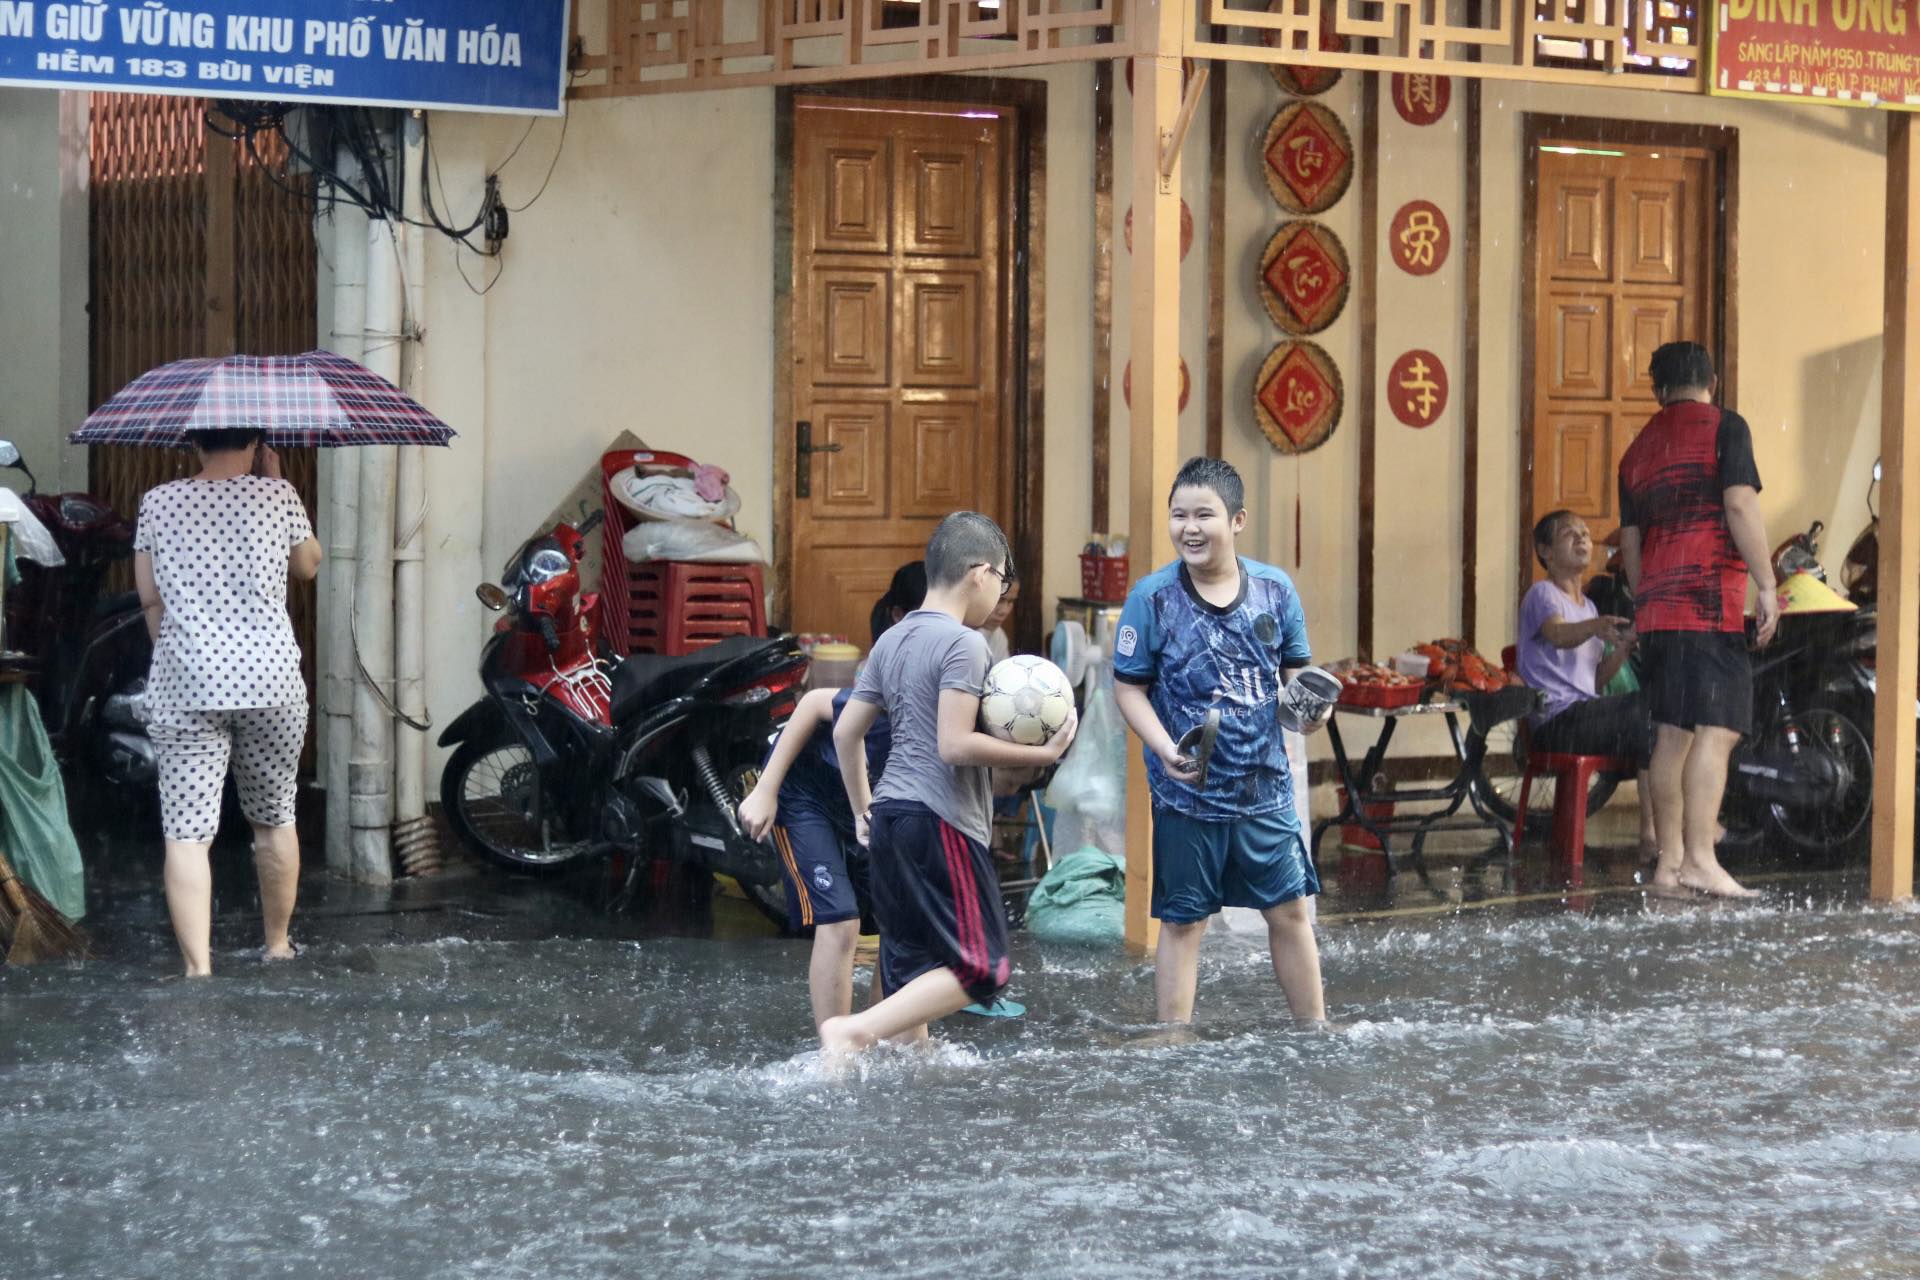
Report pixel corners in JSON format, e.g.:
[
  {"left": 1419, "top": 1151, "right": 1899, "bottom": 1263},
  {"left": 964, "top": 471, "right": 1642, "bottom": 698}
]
[
  {"left": 1678, "top": 865, "right": 1760, "bottom": 899},
  {"left": 262, "top": 943, "right": 298, "bottom": 963},
  {"left": 1646, "top": 867, "right": 1698, "bottom": 900},
  {"left": 819, "top": 1015, "right": 877, "bottom": 1058}
]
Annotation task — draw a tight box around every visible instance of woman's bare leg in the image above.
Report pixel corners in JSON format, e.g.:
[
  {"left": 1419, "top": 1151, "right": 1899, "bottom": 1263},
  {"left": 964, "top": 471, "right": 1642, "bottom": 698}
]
[
  {"left": 251, "top": 822, "right": 300, "bottom": 958},
  {"left": 163, "top": 840, "right": 215, "bottom": 976}
]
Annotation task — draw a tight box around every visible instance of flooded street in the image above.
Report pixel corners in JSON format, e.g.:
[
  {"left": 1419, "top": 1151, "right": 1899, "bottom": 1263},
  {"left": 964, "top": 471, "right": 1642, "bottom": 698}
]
[{"left": 4, "top": 868, "right": 1917, "bottom": 1278}]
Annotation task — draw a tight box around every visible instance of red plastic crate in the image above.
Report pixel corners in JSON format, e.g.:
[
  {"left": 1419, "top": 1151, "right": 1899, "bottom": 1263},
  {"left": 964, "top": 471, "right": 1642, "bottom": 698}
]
[
  {"left": 1079, "top": 553, "right": 1131, "bottom": 603},
  {"left": 596, "top": 449, "right": 768, "bottom": 656}
]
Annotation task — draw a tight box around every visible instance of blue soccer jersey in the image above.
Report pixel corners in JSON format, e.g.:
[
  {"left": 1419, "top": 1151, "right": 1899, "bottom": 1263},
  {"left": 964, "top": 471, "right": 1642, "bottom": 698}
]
[
  {"left": 775, "top": 689, "right": 892, "bottom": 832},
  {"left": 1113, "top": 558, "right": 1311, "bottom": 820}
]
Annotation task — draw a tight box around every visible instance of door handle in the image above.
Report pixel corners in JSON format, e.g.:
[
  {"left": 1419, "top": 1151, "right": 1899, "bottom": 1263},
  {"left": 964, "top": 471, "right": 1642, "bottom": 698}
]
[{"left": 795, "top": 421, "right": 843, "bottom": 498}]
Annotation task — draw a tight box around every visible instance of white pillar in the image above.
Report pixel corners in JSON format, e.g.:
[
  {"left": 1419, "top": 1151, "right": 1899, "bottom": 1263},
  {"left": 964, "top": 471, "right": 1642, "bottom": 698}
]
[
  {"left": 394, "top": 112, "right": 428, "bottom": 832},
  {"left": 321, "top": 150, "right": 367, "bottom": 878}
]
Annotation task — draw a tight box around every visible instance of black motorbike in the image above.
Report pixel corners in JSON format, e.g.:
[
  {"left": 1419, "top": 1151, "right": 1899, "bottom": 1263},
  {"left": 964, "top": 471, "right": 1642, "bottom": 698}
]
[
  {"left": 0, "top": 440, "right": 156, "bottom": 798},
  {"left": 436, "top": 509, "right": 810, "bottom": 922}
]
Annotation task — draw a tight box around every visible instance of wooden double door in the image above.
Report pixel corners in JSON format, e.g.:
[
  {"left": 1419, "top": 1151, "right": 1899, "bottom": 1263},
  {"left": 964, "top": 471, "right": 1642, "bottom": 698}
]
[
  {"left": 1528, "top": 130, "right": 1726, "bottom": 575},
  {"left": 788, "top": 97, "right": 1015, "bottom": 644}
]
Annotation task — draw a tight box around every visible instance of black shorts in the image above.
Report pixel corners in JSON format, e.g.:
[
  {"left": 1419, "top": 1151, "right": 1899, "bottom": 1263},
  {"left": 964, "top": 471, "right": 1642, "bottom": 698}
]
[
  {"left": 1641, "top": 631, "right": 1753, "bottom": 735},
  {"left": 771, "top": 808, "right": 873, "bottom": 932},
  {"left": 868, "top": 800, "right": 1012, "bottom": 1005},
  {"left": 1532, "top": 691, "right": 1653, "bottom": 767}
]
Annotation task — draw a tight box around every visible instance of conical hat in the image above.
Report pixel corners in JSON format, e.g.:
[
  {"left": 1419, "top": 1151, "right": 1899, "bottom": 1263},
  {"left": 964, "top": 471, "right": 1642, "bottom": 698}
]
[{"left": 1779, "top": 571, "right": 1857, "bottom": 614}]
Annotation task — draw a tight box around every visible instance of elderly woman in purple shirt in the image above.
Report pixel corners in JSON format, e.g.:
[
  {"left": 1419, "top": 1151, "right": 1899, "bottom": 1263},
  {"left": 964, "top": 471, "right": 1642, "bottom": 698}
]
[{"left": 1517, "top": 510, "right": 1655, "bottom": 860}]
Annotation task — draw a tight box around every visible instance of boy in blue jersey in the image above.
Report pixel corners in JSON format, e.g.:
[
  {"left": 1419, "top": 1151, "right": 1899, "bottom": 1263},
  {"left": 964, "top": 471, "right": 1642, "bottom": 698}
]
[
  {"left": 738, "top": 687, "right": 892, "bottom": 1030},
  {"left": 1112, "top": 457, "right": 1328, "bottom": 1025}
]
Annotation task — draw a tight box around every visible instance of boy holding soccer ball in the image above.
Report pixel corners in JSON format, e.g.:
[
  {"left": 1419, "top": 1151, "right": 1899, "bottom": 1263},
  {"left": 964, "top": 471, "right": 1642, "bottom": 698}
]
[
  {"left": 1112, "top": 457, "right": 1328, "bottom": 1026},
  {"left": 823, "top": 512, "right": 1077, "bottom": 1055}
]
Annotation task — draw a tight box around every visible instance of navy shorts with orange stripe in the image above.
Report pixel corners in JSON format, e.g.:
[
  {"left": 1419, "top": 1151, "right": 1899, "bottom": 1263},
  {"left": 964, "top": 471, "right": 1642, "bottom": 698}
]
[
  {"left": 773, "top": 806, "right": 872, "bottom": 932},
  {"left": 868, "top": 799, "right": 1012, "bottom": 1005}
]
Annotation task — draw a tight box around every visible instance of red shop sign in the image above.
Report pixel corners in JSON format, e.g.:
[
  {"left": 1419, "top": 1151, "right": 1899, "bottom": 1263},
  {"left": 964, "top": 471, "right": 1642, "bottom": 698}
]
[
  {"left": 1388, "top": 200, "right": 1450, "bottom": 276},
  {"left": 1391, "top": 73, "right": 1451, "bottom": 125},
  {"left": 1388, "top": 350, "right": 1448, "bottom": 428}
]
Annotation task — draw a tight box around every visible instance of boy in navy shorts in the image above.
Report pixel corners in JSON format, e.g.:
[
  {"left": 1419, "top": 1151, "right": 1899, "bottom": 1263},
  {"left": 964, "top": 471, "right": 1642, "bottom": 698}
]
[
  {"left": 1112, "top": 457, "right": 1328, "bottom": 1025},
  {"left": 821, "top": 512, "right": 1077, "bottom": 1055},
  {"left": 738, "top": 687, "right": 891, "bottom": 1030}
]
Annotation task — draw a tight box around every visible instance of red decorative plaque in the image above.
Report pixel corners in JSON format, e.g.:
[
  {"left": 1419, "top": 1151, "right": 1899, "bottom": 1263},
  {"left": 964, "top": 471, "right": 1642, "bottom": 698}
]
[
  {"left": 1124, "top": 200, "right": 1195, "bottom": 260},
  {"left": 1262, "top": 102, "right": 1354, "bottom": 215},
  {"left": 1265, "top": 0, "right": 1345, "bottom": 96},
  {"left": 1254, "top": 341, "right": 1343, "bottom": 454},
  {"left": 1390, "top": 73, "right": 1451, "bottom": 126},
  {"left": 1259, "top": 222, "right": 1350, "bottom": 335},
  {"left": 1388, "top": 350, "right": 1449, "bottom": 428},
  {"left": 1123, "top": 358, "right": 1192, "bottom": 412},
  {"left": 1388, "top": 201, "right": 1450, "bottom": 276}
]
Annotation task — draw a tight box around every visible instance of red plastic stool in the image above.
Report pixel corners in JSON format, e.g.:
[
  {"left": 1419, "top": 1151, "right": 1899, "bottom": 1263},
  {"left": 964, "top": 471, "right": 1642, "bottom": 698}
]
[
  {"left": 1513, "top": 750, "right": 1633, "bottom": 875},
  {"left": 620, "top": 560, "right": 767, "bottom": 655}
]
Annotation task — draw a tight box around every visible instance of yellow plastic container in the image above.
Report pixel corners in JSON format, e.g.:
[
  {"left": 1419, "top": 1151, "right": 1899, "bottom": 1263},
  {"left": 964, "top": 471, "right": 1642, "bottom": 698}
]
[{"left": 808, "top": 641, "right": 862, "bottom": 690}]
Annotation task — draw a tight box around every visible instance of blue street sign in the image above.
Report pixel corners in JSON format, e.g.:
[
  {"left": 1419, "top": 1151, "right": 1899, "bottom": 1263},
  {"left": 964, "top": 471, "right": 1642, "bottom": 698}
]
[{"left": 0, "top": 1, "right": 572, "bottom": 115}]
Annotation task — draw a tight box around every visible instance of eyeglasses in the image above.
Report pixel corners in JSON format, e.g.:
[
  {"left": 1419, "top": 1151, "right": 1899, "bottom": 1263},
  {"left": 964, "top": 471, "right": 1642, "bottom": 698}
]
[{"left": 972, "top": 563, "right": 1016, "bottom": 599}]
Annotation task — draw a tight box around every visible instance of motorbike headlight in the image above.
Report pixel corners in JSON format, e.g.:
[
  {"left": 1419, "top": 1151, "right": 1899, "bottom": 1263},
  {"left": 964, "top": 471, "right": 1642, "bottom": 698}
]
[{"left": 524, "top": 547, "right": 570, "bottom": 583}]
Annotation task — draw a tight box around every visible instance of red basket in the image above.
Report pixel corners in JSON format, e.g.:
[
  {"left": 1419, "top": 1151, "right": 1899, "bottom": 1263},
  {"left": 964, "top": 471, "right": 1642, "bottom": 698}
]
[
  {"left": 1337, "top": 681, "right": 1423, "bottom": 709},
  {"left": 1079, "top": 552, "right": 1131, "bottom": 603}
]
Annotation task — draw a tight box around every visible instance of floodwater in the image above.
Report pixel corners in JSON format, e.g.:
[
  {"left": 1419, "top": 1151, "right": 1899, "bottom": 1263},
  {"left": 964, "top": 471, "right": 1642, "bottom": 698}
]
[{"left": 4, "top": 882, "right": 1918, "bottom": 1279}]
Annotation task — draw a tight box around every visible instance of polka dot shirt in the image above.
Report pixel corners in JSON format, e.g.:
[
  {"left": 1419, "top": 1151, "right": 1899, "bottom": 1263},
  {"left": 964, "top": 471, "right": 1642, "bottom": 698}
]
[{"left": 134, "top": 475, "right": 313, "bottom": 714}]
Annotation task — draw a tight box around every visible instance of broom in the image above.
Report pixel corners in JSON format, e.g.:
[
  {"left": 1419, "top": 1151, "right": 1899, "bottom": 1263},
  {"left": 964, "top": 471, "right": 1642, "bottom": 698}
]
[{"left": 0, "top": 842, "right": 90, "bottom": 964}]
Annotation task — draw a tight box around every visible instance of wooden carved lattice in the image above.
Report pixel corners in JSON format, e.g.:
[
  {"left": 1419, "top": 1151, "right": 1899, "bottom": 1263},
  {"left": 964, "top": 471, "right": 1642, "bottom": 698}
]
[
  {"left": 573, "top": 0, "right": 1125, "bottom": 96},
  {"left": 1197, "top": 0, "right": 1703, "bottom": 89}
]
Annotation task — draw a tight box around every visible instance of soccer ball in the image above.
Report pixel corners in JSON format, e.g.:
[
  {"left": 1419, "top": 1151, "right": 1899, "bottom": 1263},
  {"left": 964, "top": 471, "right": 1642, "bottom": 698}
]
[{"left": 979, "top": 655, "right": 1073, "bottom": 746}]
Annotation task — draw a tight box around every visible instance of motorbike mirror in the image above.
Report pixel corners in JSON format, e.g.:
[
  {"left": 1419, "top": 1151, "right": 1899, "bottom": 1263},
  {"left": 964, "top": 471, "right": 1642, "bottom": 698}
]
[
  {"left": 476, "top": 583, "right": 510, "bottom": 612},
  {"left": 1874, "top": 459, "right": 1883, "bottom": 483},
  {"left": 0, "top": 441, "right": 18, "bottom": 469}
]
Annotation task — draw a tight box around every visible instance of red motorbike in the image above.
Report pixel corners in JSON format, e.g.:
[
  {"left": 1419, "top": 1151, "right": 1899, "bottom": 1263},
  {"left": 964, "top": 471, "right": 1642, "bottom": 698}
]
[{"left": 437, "top": 509, "right": 808, "bottom": 921}]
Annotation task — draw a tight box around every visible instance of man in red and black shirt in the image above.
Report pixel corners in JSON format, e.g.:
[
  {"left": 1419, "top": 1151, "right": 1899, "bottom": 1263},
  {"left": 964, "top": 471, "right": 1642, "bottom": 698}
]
[{"left": 1618, "top": 342, "right": 1778, "bottom": 900}]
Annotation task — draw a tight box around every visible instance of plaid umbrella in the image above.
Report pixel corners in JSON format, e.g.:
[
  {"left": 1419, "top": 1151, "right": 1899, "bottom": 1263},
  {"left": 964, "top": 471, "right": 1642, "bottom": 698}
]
[{"left": 70, "top": 351, "right": 456, "bottom": 449}]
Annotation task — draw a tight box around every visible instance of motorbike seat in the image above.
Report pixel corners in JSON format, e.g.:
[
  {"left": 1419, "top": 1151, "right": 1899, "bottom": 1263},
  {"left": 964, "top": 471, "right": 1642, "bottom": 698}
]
[
  {"left": 94, "top": 590, "right": 142, "bottom": 618},
  {"left": 610, "top": 635, "right": 782, "bottom": 722}
]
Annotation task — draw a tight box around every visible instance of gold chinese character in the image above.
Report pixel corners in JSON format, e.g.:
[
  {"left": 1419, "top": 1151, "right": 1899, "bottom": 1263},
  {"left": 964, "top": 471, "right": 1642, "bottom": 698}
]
[
  {"left": 1406, "top": 75, "right": 1439, "bottom": 114},
  {"left": 1285, "top": 251, "right": 1326, "bottom": 297},
  {"left": 1398, "top": 210, "right": 1441, "bottom": 268},
  {"left": 1398, "top": 357, "right": 1440, "bottom": 421},
  {"left": 1284, "top": 374, "right": 1322, "bottom": 419},
  {"left": 1286, "top": 135, "right": 1325, "bottom": 175}
]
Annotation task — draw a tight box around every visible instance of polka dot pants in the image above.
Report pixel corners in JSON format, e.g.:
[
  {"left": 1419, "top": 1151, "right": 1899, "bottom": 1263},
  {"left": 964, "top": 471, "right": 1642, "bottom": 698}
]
[{"left": 150, "top": 704, "right": 307, "bottom": 843}]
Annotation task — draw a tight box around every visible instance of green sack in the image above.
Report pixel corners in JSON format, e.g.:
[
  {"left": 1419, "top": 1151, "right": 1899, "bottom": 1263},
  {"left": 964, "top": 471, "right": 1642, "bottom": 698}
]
[
  {"left": 0, "top": 684, "right": 86, "bottom": 920},
  {"left": 1600, "top": 645, "right": 1641, "bottom": 699},
  {"left": 1025, "top": 847, "right": 1125, "bottom": 948}
]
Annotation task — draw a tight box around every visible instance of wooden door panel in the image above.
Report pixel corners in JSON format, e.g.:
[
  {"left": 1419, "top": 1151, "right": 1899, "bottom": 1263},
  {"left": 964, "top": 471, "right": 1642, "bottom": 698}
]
[
  {"left": 1546, "top": 413, "right": 1611, "bottom": 517},
  {"left": 1548, "top": 294, "right": 1611, "bottom": 399},
  {"left": 902, "top": 142, "right": 981, "bottom": 258},
  {"left": 1621, "top": 180, "right": 1683, "bottom": 285},
  {"left": 902, "top": 272, "right": 981, "bottom": 386},
  {"left": 792, "top": 100, "right": 1009, "bottom": 642},
  {"left": 1551, "top": 179, "right": 1613, "bottom": 281},
  {"left": 814, "top": 402, "right": 890, "bottom": 519},
  {"left": 813, "top": 139, "right": 892, "bottom": 255},
  {"left": 898, "top": 403, "right": 980, "bottom": 517},
  {"left": 1620, "top": 296, "right": 1681, "bottom": 401},
  {"left": 813, "top": 270, "right": 891, "bottom": 385}
]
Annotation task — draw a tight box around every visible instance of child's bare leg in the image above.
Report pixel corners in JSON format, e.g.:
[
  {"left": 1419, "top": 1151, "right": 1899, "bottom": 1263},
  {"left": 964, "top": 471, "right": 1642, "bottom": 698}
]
[
  {"left": 1154, "top": 918, "right": 1210, "bottom": 1023},
  {"left": 1261, "top": 897, "right": 1325, "bottom": 1020},
  {"left": 808, "top": 920, "right": 860, "bottom": 1029},
  {"left": 820, "top": 968, "right": 971, "bottom": 1054}
]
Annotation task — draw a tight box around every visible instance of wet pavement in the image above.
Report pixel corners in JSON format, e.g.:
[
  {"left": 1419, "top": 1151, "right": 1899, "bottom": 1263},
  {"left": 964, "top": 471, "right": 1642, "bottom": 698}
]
[{"left": 4, "top": 794, "right": 1917, "bottom": 1279}]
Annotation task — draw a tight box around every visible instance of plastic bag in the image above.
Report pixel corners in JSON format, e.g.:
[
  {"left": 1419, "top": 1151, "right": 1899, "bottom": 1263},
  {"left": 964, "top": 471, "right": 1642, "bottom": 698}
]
[
  {"left": 1043, "top": 677, "right": 1127, "bottom": 826},
  {"left": 0, "top": 685, "right": 85, "bottom": 919},
  {"left": 1025, "top": 848, "right": 1125, "bottom": 947},
  {"left": 611, "top": 468, "right": 742, "bottom": 523},
  {"left": 0, "top": 488, "right": 64, "bottom": 567},
  {"left": 623, "top": 518, "right": 766, "bottom": 564}
]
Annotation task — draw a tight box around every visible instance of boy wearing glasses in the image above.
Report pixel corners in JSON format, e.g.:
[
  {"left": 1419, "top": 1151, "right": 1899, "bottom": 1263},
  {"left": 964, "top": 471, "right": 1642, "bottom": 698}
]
[{"left": 822, "top": 512, "right": 1077, "bottom": 1055}]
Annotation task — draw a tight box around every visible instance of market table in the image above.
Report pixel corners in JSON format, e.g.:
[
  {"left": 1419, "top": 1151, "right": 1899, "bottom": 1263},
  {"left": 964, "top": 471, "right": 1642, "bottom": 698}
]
[{"left": 1311, "top": 687, "right": 1540, "bottom": 888}]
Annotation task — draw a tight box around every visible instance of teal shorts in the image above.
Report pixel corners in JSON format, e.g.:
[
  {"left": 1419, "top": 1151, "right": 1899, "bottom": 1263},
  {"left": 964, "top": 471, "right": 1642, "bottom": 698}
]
[{"left": 1151, "top": 807, "right": 1319, "bottom": 924}]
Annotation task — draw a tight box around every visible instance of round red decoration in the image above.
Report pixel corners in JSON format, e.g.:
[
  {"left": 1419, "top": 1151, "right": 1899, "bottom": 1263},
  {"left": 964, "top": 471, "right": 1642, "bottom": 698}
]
[
  {"left": 1390, "top": 73, "right": 1451, "bottom": 126},
  {"left": 1254, "top": 341, "right": 1343, "bottom": 455},
  {"left": 1388, "top": 201, "right": 1450, "bottom": 276},
  {"left": 1263, "top": 102, "right": 1354, "bottom": 215},
  {"left": 1123, "top": 358, "right": 1192, "bottom": 412},
  {"left": 1124, "top": 200, "right": 1195, "bottom": 260},
  {"left": 1387, "top": 350, "right": 1449, "bottom": 428},
  {"left": 1259, "top": 221, "right": 1350, "bottom": 335},
  {"left": 1265, "top": 0, "right": 1345, "bottom": 96}
]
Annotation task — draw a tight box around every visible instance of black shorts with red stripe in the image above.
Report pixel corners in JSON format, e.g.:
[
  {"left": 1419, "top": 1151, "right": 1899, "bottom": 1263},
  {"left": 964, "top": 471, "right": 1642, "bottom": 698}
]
[
  {"left": 772, "top": 808, "right": 873, "bottom": 933},
  {"left": 868, "top": 800, "right": 1012, "bottom": 1006}
]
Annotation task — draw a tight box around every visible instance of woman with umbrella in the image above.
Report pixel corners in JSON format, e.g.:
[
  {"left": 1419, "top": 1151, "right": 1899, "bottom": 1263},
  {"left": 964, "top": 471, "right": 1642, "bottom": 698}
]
[{"left": 76, "top": 351, "right": 454, "bottom": 976}]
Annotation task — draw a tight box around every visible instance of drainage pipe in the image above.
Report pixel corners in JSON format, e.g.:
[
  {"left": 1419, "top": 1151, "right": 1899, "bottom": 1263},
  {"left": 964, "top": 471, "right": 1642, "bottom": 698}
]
[
  {"left": 321, "top": 149, "right": 366, "bottom": 878},
  {"left": 393, "top": 111, "right": 428, "bottom": 842}
]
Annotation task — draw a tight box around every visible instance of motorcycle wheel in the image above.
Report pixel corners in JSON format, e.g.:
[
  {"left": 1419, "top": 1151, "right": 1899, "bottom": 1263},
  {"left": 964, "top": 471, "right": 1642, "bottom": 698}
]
[
  {"left": 1472, "top": 719, "right": 1621, "bottom": 824},
  {"left": 1760, "top": 694, "right": 1874, "bottom": 865},
  {"left": 441, "top": 734, "right": 595, "bottom": 873},
  {"left": 726, "top": 761, "right": 793, "bottom": 928}
]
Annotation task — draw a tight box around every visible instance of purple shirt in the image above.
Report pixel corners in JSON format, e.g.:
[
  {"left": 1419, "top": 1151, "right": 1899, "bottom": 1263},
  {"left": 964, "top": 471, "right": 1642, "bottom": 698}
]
[{"left": 1517, "top": 580, "right": 1601, "bottom": 726}]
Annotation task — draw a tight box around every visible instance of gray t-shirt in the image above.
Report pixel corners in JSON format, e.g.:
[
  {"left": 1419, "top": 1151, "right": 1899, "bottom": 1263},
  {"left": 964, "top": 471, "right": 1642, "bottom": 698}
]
[{"left": 852, "top": 609, "right": 994, "bottom": 846}]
